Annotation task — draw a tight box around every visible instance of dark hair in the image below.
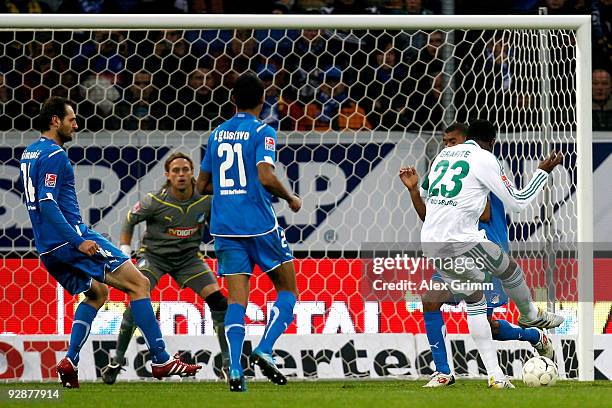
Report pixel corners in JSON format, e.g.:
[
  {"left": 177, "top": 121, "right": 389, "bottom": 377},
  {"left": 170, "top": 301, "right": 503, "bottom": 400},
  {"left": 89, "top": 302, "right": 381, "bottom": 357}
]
[
  {"left": 444, "top": 122, "right": 468, "bottom": 137},
  {"left": 467, "top": 119, "right": 497, "bottom": 143},
  {"left": 232, "top": 72, "right": 264, "bottom": 110},
  {"left": 37, "top": 96, "right": 73, "bottom": 132},
  {"left": 162, "top": 152, "right": 196, "bottom": 190}
]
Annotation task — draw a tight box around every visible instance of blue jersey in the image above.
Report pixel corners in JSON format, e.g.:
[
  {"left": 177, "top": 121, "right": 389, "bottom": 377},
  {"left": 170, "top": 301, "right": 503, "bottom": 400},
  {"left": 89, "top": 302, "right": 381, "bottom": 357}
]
[
  {"left": 202, "top": 112, "right": 278, "bottom": 237},
  {"left": 20, "top": 137, "right": 83, "bottom": 254},
  {"left": 478, "top": 192, "right": 509, "bottom": 252}
]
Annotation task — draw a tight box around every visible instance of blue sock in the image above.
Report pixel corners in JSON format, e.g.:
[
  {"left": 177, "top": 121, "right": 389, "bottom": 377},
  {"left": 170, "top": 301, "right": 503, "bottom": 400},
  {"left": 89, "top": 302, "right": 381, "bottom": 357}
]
[
  {"left": 257, "top": 291, "right": 296, "bottom": 355},
  {"left": 66, "top": 302, "right": 97, "bottom": 365},
  {"left": 130, "top": 298, "right": 170, "bottom": 364},
  {"left": 424, "top": 311, "right": 450, "bottom": 374},
  {"left": 225, "top": 303, "right": 246, "bottom": 374},
  {"left": 493, "top": 319, "right": 541, "bottom": 345}
]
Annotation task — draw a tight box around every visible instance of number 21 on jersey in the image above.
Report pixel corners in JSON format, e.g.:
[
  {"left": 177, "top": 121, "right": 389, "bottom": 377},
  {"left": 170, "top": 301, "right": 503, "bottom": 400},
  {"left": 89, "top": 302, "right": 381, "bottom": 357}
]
[{"left": 218, "top": 142, "right": 247, "bottom": 188}]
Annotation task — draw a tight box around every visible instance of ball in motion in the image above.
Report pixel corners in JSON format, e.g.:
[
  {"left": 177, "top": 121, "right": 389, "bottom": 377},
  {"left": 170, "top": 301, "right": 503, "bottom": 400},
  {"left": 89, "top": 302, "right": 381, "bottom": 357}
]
[{"left": 522, "top": 356, "right": 558, "bottom": 387}]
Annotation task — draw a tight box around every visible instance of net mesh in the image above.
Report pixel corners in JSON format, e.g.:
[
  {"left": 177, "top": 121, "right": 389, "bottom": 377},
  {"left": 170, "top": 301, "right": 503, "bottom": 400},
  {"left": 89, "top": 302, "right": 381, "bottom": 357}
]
[{"left": 1, "top": 26, "right": 599, "bottom": 381}]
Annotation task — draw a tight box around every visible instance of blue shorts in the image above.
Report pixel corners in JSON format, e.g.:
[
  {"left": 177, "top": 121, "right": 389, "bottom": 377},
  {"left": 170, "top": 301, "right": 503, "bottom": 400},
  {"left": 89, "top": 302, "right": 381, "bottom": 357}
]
[
  {"left": 214, "top": 226, "right": 294, "bottom": 276},
  {"left": 40, "top": 225, "right": 130, "bottom": 295},
  {"left": 431, "top": 272, "right": 508, "bottom": 312}
]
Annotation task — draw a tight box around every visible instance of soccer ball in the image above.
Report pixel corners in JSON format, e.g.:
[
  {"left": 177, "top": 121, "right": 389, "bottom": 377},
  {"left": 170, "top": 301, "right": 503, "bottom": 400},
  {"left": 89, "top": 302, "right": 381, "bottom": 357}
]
[{"left": 522, "top": 356, "right": 558, "bottom": 387}]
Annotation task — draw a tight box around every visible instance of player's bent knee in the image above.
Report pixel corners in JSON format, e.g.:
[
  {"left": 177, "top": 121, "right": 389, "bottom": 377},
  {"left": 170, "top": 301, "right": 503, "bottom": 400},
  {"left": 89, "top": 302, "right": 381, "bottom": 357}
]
[
  {"left": 133, "top": 271, "right": 151, "bottom": 294},
  {"left": 498, "top": 259, "right": 518, "bottom": 280},
  {"left": 85, "top": 281, "right": 109, "bottom": 309},
  {"left": 113, "top": 263, "right": 151, "bottom": 298}
]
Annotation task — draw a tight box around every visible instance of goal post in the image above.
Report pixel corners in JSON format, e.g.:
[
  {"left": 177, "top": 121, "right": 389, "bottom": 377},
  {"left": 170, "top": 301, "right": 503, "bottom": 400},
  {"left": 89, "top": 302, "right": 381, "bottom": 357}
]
[
  {"left": 0, "top": 14, "right": 595, "bottom": 381},
  {"left": 575, "top": 19, "right": 594, "bottom": 382}
]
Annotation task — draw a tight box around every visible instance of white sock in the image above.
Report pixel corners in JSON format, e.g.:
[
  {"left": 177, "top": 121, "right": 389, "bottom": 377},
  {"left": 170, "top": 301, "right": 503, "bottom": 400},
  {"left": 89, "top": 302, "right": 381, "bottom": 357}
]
[
  {"left": 499, "top": 266, "right": 538, "bottom": 320},
  {"left": 467, "top": 295, "right": 505, "bottom": 380}
]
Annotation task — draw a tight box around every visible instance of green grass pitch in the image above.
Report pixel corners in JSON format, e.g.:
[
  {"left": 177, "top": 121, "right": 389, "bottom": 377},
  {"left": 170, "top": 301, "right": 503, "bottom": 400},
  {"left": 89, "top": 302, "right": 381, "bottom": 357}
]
[{"left": 2, "top": 380, "right": 612, "bottom": 408}]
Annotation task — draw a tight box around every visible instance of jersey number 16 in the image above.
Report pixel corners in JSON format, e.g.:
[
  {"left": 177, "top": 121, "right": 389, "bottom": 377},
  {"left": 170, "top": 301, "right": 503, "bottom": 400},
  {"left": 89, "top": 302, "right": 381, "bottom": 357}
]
[{"left": 21, "top": 163, "right": 36, "bottom": 204}]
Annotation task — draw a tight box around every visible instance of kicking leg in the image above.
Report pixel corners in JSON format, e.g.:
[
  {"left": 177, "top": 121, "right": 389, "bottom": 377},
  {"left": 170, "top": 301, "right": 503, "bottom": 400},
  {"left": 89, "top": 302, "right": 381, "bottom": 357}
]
[
  {"left": 104, "top": 261, "right": 201, "bottom": 378},
  {"left": 490, "top": 317, "right": 554, "bottom": 359},
  {"left": 485, "top": 252, "right": 563, "bottom": 329}
]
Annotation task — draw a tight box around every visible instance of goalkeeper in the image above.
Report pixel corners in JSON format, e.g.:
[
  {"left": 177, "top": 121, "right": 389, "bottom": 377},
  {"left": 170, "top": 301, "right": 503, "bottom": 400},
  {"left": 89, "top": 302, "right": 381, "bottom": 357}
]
[{"left": 101, "top": 152, "right": 229, "bottom": 384}]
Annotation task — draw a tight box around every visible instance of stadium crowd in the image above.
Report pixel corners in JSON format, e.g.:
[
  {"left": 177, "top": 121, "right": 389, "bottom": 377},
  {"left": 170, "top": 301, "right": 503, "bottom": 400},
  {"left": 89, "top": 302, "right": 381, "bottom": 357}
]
[{"left": 0, "top": 0, "right": 609, "bottom": 131}]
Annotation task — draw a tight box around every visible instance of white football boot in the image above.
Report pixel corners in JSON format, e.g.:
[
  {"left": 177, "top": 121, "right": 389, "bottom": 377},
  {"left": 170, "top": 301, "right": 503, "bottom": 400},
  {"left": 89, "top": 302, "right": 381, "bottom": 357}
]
[
  {"left": 518, "top": 308, "right": 564, "bottom": 329},
  {"left": 533, "top": 329, "right": 555, "bottom": 360},
  {"left": 422, "top": 371, "right": 456, "bottom": 388},
  {"left": 488, "top": 376, "right": 516, "bottom": 389}
]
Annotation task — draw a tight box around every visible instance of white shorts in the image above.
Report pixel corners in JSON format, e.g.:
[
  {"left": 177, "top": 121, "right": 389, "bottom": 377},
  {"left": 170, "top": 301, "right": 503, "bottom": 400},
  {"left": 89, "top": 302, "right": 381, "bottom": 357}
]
[{"left": 427, "top": 240, "right": 510, "bottom": 297}]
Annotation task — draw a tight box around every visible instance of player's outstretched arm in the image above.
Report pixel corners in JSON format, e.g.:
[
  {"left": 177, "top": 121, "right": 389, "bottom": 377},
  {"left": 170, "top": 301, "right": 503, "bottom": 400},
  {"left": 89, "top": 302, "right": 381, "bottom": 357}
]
[
  {"left": 258, "top": 162, "right": 301, "bottom": 213},
  {"left": 476, "top": 151, "right": 563, "bottom": 212},
  {"left": 399, "top": 166, "right": 426, "bottom": 221}
]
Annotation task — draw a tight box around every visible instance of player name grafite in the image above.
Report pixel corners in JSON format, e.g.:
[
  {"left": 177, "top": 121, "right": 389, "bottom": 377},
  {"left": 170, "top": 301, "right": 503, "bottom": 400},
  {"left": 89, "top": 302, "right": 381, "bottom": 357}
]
[
  {"left": 438, "top": 149, "right": 472, "bottom": 158},
  {"left": 214, "top": 130, "right": 250, "bottom": 142}
]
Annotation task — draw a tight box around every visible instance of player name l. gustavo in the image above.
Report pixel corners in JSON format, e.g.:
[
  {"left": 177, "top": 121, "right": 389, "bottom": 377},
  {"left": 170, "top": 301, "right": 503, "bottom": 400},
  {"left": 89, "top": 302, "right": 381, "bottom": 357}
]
[{"left": 214, "top": 130, "right": 250, "bottom": 142}]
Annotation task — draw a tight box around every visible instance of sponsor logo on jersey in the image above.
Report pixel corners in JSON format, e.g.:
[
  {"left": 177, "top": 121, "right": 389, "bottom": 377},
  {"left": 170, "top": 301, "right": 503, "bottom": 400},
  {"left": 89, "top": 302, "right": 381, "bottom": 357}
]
[
  {"left": 167, "top": 226, "right": 199, "bottom": 238},
  {"left": 44, "top": 173, "right": 57, "bottom": 187},
  {"left": 265, "top": 137, "right": 275, "bottom": 151}
]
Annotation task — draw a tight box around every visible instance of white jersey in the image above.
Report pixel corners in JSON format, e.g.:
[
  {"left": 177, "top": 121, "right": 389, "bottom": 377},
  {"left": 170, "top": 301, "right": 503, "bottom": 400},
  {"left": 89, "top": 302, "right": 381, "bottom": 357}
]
[{"left": 420, "top": 140, "right": 549, "bottom": 255}]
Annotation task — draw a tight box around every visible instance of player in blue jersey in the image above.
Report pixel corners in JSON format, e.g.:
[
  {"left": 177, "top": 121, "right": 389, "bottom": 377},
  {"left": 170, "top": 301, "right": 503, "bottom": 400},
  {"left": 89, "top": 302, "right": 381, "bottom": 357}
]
[
  {"left": 197, "top": 73, "right": 301, "bottom": 392},
  {"left": 19, "top": 97, "right": 201, "bottom": 389},
  {"left": 399, "top": 123, "right": 554, "bottom": 387}
]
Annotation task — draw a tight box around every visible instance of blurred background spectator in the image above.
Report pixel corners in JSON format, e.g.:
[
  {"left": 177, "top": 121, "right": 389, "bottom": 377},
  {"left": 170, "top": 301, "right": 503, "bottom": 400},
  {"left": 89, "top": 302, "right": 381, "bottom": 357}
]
[
  {"left": 115, "top": 70, "right": 164, "bottom": 130},
  {"left": 593, "top": 68, "right": 612, "bottom": 130},
  {"left": 0, "top": 0, "right": 51, "bottom": 13}
]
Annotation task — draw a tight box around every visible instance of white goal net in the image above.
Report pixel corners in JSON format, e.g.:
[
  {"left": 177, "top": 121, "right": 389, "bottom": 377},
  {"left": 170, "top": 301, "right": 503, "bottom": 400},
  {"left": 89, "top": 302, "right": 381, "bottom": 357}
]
[{"left": 0, "top": 15, "right": 598, "bottom": 382}]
